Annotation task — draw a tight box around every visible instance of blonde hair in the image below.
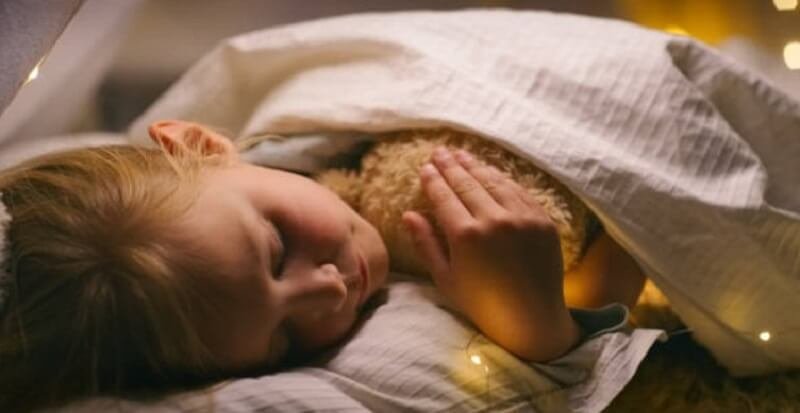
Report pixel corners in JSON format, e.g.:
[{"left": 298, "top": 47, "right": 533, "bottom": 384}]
[{"left": 0, "top": 136, "right": 241, "bottom": 412}]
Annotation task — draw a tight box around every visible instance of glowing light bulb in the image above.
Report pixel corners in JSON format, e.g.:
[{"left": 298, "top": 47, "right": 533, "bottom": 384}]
[
  {"left": 759, "top": 331, "right": 771, "bottom": 342},
  {"left": 773, "top": 0, "right": 798, "bottom": 11},
  {"left": 470, "top": 354, "right": 482, "bottom": 365},
  {"left": 784, "top": 42, "right": 800, "bottom": 70},
  {"left": 25, "top": 64, "right": 40, "bottom": 85}
]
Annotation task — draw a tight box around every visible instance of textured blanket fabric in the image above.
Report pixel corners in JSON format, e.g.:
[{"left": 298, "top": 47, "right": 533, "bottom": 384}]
[{"left": 129, "top": 10, "right": 800, "bottom": 377}]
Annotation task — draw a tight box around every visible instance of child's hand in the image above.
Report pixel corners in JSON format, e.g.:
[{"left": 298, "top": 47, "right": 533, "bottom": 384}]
[
  {"left": 403, "top": 147, "right": 579, "bottom": 361},
  {"left": 403, "top": 147, "right": 565, "bottom": 314}
]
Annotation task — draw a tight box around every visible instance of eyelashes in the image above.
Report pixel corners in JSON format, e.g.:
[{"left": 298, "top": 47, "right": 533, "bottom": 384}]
[{"left": 268, "top": 222, "right": 286, "bottom": 277}]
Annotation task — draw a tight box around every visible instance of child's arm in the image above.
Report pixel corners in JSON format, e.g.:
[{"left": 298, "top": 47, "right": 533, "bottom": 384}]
[
  {"left": 402, "top": 147, "right": 580, "bottom": 362},
  {"left": 564, "top": 232, "right": 647, "bottom": 310}
]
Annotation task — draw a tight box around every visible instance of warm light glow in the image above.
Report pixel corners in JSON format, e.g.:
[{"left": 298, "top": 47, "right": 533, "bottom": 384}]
[
  {"left": 759, "top": 331, "right": 771, "bottom": 342},
  {"left": 664, "top": 25, "right": 689, "bottom": 36},
  {"left": 25, "top": 64, "right": 40, "bottom": 85},
  {"left": 773, "top": 0, "right": 798, "bottom": 11},
  {"left": 784, "top": 42, "right": 800, "bottom": 70},
  {"left": 618, "top": 0, "right": 759, "bottom": 46},
  {"left": 469, "top": 354, "right": 482, "bottom": 365}
]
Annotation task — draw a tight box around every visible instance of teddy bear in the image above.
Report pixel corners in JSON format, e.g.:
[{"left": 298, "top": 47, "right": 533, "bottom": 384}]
[{"left": 315, "top": 128, "right": 596, "bottom": 278}]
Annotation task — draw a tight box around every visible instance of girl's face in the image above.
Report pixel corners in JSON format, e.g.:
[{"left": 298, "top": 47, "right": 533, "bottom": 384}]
[{"left": 154, "top": 122, "right": 389, "bottom": 371}]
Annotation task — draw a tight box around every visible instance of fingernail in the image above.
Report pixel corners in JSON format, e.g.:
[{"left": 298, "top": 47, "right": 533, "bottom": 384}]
[
  {"left": 421, "top": 163, "right": 437, "bottom": 176},
  {"left": 454, "top": 150, "right": 472, "bottom": 162}
]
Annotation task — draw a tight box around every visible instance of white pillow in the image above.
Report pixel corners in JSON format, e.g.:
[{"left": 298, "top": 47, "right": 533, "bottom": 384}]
[{"left": 62, "top": 276, "right": 663, "bottom": 412}]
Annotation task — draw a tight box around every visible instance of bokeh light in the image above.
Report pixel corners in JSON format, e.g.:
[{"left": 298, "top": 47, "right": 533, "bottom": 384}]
[
  {"left": 783, "top": 41, "right": 800, "bottom": 69},
  {"left": 772, "top": 0, "right": 798, "bottom": 11}
]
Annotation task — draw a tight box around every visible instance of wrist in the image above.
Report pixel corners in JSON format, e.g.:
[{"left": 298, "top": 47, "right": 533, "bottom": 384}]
[
  {"left": 465, "top": 297, "right": 581, "bottom": 363},
  {"left": 518, "top": 309, "right": 582, "bottom": 362}
]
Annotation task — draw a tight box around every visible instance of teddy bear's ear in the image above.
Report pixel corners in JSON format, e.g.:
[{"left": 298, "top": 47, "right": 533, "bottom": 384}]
[{"left": 314, "top": 169, "right": 363, "bottom": 210}]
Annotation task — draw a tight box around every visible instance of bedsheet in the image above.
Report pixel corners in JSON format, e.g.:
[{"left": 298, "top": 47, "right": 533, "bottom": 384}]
[{"left": 129, "top": 9, "right": 800, "bottom": 376}]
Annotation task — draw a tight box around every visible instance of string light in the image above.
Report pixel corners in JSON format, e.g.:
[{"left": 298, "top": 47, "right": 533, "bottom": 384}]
[
  {"left": 759, "top": 331, "right": 771, "bottom": 342},
  {"left": 784, "top": 41, "right": 800, "bottom": 70},
  {"left": 773, "top": 0, "right": 798, "bottom": 11},
  {"left": 469, "top": 354, "right": 483, "bottom": 365},
  {"left": 24, "top": 59, "right": 44, "bottom": 85},
  {"left": 464, "top": 334, "right": 491, "bottom": 402}
]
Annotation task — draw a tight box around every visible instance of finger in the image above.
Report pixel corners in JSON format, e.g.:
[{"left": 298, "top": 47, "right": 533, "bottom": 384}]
[
  {"left": 419, "top": 162, "right": 474, "bottom": 231},
  {"left": 431, "top": 147, "right": 501, "bottom": 217},
  {"left": 402, "top": 211, "right": 450, "bottom": 279},
  {"left": 452, "top": 150, "right": 529, "bottom": 211}
]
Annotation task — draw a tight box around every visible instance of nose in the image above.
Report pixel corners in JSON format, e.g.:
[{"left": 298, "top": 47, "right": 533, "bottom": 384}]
[{"left": 284, "top": 263, "right": 348, "bottom": 319}]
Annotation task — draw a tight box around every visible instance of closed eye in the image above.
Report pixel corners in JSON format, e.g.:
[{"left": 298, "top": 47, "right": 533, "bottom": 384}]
[{"left": 268, "top": 222, "right": 286, "bottom": 277}]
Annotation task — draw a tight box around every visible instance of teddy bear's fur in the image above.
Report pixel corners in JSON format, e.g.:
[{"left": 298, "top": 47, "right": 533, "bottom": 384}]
[
  {"left": 316, "top": 128, "right": 593, "bottom": 277},
  {"left": 316, "top": 128, "right": 800, "bottom": 412}
]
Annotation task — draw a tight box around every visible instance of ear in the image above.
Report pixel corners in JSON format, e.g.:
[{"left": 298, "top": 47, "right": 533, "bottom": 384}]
[{"left": 148, "top": 120, "right": 238, "bottom": 159}]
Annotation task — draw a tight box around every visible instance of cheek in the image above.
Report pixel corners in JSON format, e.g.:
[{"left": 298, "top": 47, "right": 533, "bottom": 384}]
[
  {"left": 291, "top": 312, "right": 357, "bottom": 352},
  {"left": 196, "top": 298, "right": 274, "bottom": 370},
  {"left": 284, "top": 211, "right": 350, "bottom": 251}
]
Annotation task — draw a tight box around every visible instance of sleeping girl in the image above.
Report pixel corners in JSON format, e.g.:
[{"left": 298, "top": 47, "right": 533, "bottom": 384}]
[{"left": 0, "top": 120, "right": 646, "bottom": 412}]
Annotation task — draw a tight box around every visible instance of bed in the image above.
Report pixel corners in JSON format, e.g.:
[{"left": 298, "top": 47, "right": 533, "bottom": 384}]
[{"left": 3, "top": 7, "right": 799, "bottom": 413}]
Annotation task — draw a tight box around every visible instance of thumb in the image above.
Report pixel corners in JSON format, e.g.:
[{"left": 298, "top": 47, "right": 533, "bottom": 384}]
[{"left": 402, "top": 211, "right": 450, "bottom": 280}]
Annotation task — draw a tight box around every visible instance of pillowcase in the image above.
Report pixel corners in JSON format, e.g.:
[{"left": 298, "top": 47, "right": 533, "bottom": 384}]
[{"left": 64, "top": 275, "right": 664, "bottom": 412}]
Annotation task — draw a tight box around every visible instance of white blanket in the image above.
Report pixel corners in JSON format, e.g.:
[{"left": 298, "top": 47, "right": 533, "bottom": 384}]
[{"left": 128, "top": 9, "right": 800, "bottom": 377}]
